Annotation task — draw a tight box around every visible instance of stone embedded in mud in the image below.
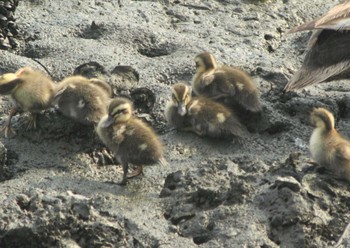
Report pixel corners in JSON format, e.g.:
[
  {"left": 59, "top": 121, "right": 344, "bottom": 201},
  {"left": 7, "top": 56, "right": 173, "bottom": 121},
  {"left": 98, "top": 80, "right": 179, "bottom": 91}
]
[
  {"left": 274, "top": 176, "right": 301, "bottom": 192},
  {"left": 73, "top": 61, "right": 108, "bottom": 80},
  {"left": 160, "top": 170, "right": 185, "bottom": 197},
  {"left": 15, "top": 194, "right": 30, "bottom": 210},
  {"left": 130, "top": 87, "right": 156, "bottom": 113},
  {"left": 72, "top": 202, "right": 91, "bottom": 220},
  {"left": 109, "top": 65, "right": 140, "bottom": 96}
]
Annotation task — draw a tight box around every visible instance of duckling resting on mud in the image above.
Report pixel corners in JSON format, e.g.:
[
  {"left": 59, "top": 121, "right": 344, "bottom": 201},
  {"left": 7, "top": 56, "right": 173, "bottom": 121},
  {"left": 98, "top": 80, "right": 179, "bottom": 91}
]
[
  {"left": 192, "top": 52, "right": 262, "bottom": 113},
  {"left": 165, "top": 82, "right": 248, "bottom": 139},
  {"left": 309, "top": 107, "right": 350, "bottom": 182}
]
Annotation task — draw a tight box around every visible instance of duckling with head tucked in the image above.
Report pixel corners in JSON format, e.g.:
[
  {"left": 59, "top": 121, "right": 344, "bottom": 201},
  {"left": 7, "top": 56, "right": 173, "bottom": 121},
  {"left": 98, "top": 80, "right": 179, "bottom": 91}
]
[
  {"left": 96, "top": 97, "right": 165, "bottom": 185},
  {"left": 0, "top": 67, "right": 55, "bottom": 138},
  {"left": 192, "top": 52, "right": 262, "bottom": 112},
  {"left": 165, "top": 82, "right": 248, "bottom": 138},
  {"left": 309, "top": 107, "right": 350, "bottom": 182},
  {"left": 53, "top": 75, "right": 112, "bottom": 125}
]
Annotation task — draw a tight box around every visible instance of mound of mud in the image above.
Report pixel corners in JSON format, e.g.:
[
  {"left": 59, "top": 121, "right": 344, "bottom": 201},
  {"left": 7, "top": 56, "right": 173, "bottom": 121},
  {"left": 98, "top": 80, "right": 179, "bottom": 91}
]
[{"left": 1, "top": 0, "right": 350, "bottom": 247}]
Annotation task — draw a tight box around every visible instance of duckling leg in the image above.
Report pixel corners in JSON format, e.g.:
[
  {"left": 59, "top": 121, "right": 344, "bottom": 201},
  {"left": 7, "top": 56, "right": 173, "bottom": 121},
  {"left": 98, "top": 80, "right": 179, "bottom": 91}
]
[
  {"left": 25, "top": 113, "right": 37, "bottom": 130},
  {"left": 127, "top": 165, "right": 143, "bottom": 179},
  {"left": 181, "top": 126, "right": 204, "bottom": 136},
  {"left": 0, "top": 107, "right": 17, "bottom": 138},
  {"left": 117, "top": 162, "right": 129, "bottom": 186}
]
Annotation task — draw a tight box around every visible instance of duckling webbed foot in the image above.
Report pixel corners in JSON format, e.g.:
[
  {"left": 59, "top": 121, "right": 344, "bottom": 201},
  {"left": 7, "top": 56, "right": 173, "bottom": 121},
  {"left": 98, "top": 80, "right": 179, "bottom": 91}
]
[
  {"left": 0, "top": 125, "right": 17, "bottom": 138},
  {"left": 117, "top": 163, "right": 129, "bottom": 186},
  {"left": 25, "top": 113, "right": 38, "bottom": 130},
  {"left": 181, "top": 126, "right": 204, "bottom": 136},
  {"left": 303, "top": 160, "right": 323, "bottom": 174},
  {"left": 127, "top": 165, "right": 143, "bottom": 179}
]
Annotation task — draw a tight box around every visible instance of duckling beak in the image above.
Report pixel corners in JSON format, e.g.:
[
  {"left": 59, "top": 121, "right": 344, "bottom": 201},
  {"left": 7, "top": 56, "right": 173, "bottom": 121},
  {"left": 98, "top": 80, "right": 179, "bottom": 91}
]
[
  {"left": 101, "top": 115, "right": 114, "bottom": 128},
  {"left": 177, "top": 103, "right": 187, "bottom": 116}
]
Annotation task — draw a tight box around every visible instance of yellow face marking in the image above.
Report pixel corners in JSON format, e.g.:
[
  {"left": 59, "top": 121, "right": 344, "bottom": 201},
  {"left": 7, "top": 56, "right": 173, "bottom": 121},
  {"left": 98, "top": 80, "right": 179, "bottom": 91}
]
[
  {"left": 68, "top": 84, "right": 76, "bottom": 89},
  {"left": 111, "top": 103, "right": 130, "bottom": 116},
  {"left": 172, "top": 84, "right": 191, "bottom": 105},
  {"left": 209, "top": 54, "right": 217, "bottom": 68},
  {"left": 195, "top": 58, "right": 205, "bottom": 73},
  {"left": 217, "top": 113, "right": 226, "bottom": 123}
]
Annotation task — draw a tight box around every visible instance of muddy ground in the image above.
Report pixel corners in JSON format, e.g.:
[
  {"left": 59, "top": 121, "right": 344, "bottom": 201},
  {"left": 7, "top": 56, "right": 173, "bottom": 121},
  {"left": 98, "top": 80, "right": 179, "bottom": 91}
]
[{"left": 1, "top": 0, "right": 350, "bottom": 247}]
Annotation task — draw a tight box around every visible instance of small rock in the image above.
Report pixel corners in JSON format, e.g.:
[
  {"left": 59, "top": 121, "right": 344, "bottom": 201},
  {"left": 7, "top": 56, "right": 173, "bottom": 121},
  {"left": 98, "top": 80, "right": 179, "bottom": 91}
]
[
  {"left": 72, "top": 202, "right": 90, "bottom": 220},
  {"left": 274, "top": 176, "right": 301, "bottom": 192},
  {"left": 16, "top": 194, "right": 30, "bottom": 210}
]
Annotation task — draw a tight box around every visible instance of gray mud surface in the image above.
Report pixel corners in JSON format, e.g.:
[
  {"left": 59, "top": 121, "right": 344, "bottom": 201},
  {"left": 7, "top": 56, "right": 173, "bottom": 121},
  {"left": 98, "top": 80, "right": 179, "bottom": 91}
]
[{"left": 1, "top": 0, "right": 350, "bottom": 247}]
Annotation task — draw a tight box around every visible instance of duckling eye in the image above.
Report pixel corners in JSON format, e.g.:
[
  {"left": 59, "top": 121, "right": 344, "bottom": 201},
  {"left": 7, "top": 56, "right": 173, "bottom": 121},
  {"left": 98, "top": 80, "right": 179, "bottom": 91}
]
[
  {"left": 195, "top": 61, "right": 200, "bottom": 68},
  {"left": 119, "top": 109, "right": 128, "bottom": 114},
  {"left": 113, "top": 108, "right": 128, "bottom": 116}
]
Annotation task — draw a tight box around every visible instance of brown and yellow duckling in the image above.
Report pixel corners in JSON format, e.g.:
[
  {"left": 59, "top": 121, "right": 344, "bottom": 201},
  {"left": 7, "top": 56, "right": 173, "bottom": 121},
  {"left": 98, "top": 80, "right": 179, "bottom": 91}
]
[
  {"left": 53, "top": 75, "right": 112, "bottom": 125},
  {"left": 309, "top": 107, "right": 350, "bottom": 182},
  {"left": 96, "top": 97, "right": 165, "bottom": 185},
  {"left": 165, "top": 82, "right": 248, "bottom": 138},
  {"left": 0, "top": 67, "right": 55, "bottom": 138},
  {"left": 192, "top": 52, "right": 262, "bottom": 112},
  {"left": 284, "top": 1, "right": 350, "bottom": 91}
]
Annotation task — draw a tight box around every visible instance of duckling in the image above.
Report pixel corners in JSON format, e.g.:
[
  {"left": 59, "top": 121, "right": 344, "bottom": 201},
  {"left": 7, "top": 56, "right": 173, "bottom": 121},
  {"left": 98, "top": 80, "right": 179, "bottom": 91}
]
[
  {"left": 53, "top": 75, "right": 112, "bottom": 125},
  {"left": 0, "top": 67, "right": 55, "bottom": 138},
  {"left": 192, "top": 52, "right": 262, "bottom": 112},
  {"left": 165, "top": 82, "right": 248, "bottom": 138},
  {"left": 284, "top": 1, "right": 350, "bottom": 91},
  {"left": 164, "top": 82, "right": 190, "bottom": 130},
  {"left": 309, "top": 107, "right": 350, "bottom": 182},
  {"left": 96, "top": 97, "right": 165, "bottom": 185}
]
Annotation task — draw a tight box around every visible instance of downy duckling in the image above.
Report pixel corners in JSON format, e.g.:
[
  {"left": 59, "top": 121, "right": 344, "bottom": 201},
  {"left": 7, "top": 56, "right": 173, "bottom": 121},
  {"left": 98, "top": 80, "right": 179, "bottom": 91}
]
[
  {"left": 165, "top": 82, "right": 248, "bottom": 138},
  {"left": 0, "top": 67, "right": 55, "bottom": 138},
  {"left": 192, "top": 52, "right": 262, "bottom": 112},
  {"left": 96, "top": 97, "right": 165, "bottom": 185},
  {"left": 53, "top": 75, "right": 112, "bottom": 125},
  {"left": 309, "top": 107, "right": 350, "bottom": 182},
  {"left": 284, "top": 1, "right": 350, "bottom": 91},
  {"left": 164, "top": 82, "right": 190, "bottom": 130}
]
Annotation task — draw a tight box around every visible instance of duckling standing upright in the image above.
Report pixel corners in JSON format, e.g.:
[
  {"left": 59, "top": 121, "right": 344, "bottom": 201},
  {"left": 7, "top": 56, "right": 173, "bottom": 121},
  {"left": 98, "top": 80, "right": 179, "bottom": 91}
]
[
  {"left": 192, "top": 52, "right": 262, "bottom": 112},
  {"left": 96, "top": 97, "right": 165, "bottom": 185},
  {"left": 309, "top": 107, "right": 350, "bottom": 182},
  {"left": 0, "top": 67, "right": 55, "bottom": 137},
  {"left": 53, "top": 75, "right": 112, "bottom": 125},
  {"left": 165, "top": 82, "right": 248, "bottom": 138}
]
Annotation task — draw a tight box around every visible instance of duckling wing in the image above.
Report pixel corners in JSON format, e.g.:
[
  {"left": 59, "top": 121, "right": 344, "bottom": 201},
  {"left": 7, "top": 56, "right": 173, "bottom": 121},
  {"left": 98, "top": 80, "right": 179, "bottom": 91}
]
[
  {"left": 89, "top": 78, "right": 112, "bottom": 96},
  {"left": 284, "top": 29, "right": 350, "bottom": 91},
  {"left": 331, "top": 144, "right": 350, "bottom": 180},
  {"left": 222, "top": 114, "right": 249, "bottom": 138},
  {"left": 201, "top": 72, "right": 236, "bottom": 99},
  {"left": 220, "top": 67, "right": 262, "bottom": 112}
]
